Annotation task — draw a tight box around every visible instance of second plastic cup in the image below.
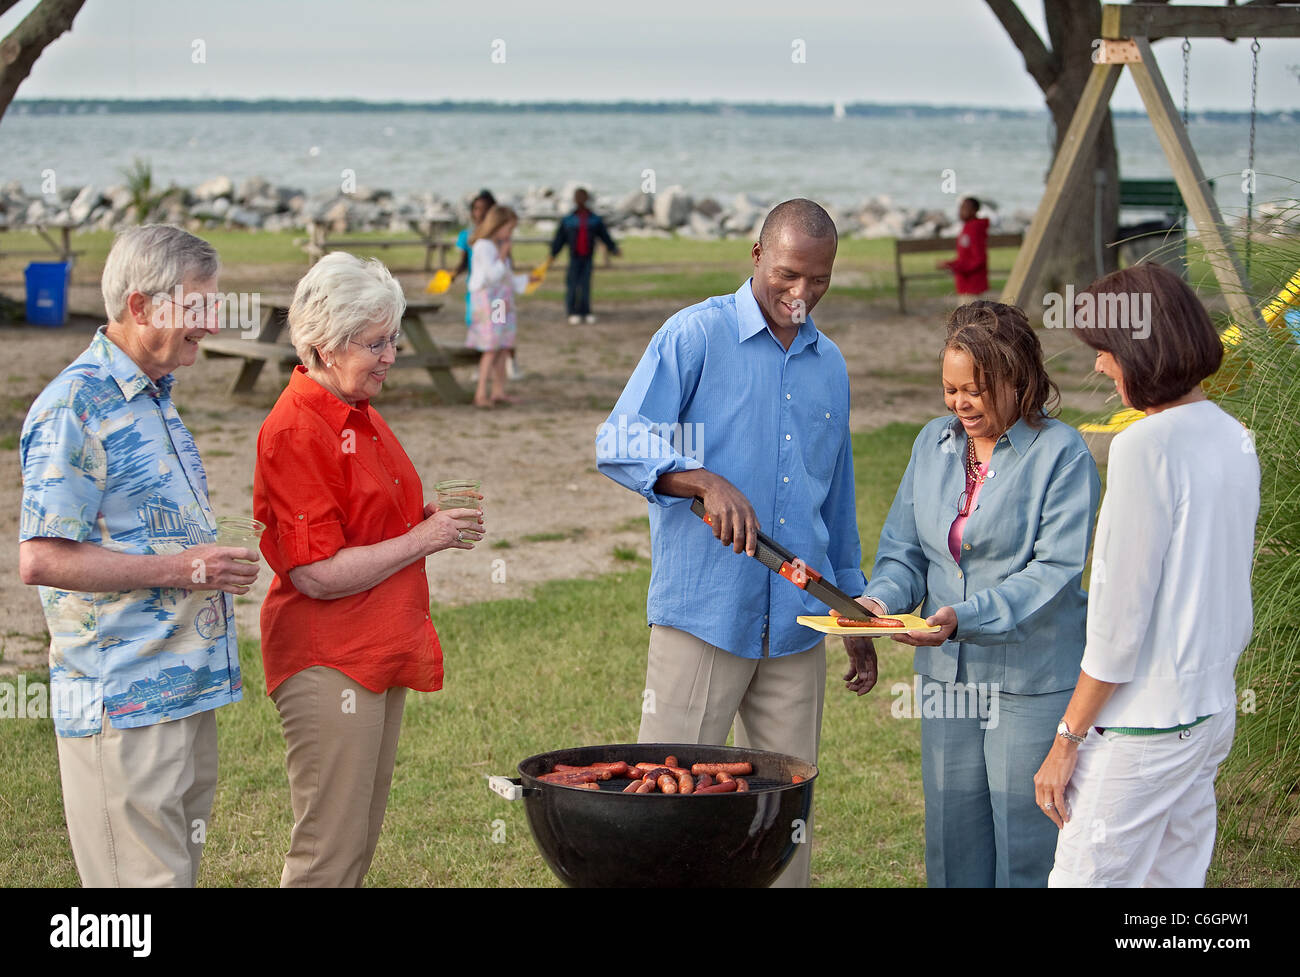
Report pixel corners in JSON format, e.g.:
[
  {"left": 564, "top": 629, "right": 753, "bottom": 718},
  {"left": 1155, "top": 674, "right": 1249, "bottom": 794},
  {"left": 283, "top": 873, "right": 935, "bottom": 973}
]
[{"left": 434, "top": 479, "right": 482, "bottom": 511}]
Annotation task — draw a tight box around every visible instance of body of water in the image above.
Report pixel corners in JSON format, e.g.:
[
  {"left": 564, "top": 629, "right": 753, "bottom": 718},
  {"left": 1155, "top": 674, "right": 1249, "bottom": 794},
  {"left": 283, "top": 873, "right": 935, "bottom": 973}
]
[{"left": 0, "top": 108, "right": 1293, "bottom": 218}]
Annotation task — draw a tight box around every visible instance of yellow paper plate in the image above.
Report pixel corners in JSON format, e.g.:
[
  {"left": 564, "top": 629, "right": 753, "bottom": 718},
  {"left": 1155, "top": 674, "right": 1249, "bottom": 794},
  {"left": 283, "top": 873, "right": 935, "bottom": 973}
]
[
  {"left": 426, "top": 269, "right": 453, "bottom": 294},
  {"left": 797, "top": 614, "right": 941, "bottom": 636}
]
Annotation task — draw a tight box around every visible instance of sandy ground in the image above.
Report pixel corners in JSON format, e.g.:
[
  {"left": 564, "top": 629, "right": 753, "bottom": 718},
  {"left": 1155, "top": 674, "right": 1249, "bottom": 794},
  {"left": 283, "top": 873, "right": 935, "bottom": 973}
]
[{"left": 0, "top": 271, "right": 1109, "bottom": 672}]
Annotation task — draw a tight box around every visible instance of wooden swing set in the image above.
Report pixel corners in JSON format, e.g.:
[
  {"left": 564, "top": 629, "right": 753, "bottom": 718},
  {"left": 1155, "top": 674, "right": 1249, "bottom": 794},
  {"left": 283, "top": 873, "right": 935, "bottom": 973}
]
[{"left": 1001, "top": 2, "right": 1300, "bottom": 331}]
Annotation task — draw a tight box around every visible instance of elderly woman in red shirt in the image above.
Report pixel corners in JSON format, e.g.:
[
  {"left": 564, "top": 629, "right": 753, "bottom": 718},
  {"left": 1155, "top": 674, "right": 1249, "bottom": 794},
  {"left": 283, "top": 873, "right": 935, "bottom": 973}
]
[{"left": 254, "top": 252, "right": 485, "bottom": 887}]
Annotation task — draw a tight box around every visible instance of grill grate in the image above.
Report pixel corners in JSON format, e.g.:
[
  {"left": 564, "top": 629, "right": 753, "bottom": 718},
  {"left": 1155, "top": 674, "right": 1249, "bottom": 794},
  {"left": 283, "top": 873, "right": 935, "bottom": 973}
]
[{"left": 586, "top": 775, "right": 789, "bottom": 794}]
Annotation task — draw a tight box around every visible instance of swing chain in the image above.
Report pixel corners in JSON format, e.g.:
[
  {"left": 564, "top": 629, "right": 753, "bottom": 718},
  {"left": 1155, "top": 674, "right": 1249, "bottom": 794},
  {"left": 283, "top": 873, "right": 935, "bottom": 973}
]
[
  {"left": 1246, "top": 38, "right": 1260, "bottom": 275},
  {"left": 1181, "top": 38, "right": 1191, "bottom": 126}
]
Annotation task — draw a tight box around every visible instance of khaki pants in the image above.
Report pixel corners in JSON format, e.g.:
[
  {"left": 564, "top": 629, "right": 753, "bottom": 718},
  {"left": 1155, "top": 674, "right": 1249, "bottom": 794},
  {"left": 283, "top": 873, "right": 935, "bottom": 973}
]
[
  {"left": 271, "top": 665, "right": 407, "bottom": 888},
  {"left": 638, "top": 624, "right": 826, "bottom": 888},
  {"left": 56, "top": 708, "right": 218, "bottom": 888}
]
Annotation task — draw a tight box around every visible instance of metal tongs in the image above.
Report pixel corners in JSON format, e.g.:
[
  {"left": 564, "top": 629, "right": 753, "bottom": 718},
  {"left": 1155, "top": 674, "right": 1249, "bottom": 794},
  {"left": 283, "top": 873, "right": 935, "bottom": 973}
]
[{"left": 690, "top": 497, "right": 869, "bottom": 621}]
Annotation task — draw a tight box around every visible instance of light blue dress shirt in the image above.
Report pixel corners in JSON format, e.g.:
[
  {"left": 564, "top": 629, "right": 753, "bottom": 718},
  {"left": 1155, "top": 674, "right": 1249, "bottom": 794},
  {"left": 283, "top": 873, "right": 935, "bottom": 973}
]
[
  {"left": 597, "top": 279, "right": 866, "bottom": 659},
  {"left": 866, "top": 414, "right": 1100, "bottom": 694}
]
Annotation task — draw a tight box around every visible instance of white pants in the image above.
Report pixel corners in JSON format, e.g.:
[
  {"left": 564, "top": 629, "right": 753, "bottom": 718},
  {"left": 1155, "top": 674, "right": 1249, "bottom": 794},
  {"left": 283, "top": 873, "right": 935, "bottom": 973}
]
[{"left": 1049, "top": 708, "right": 1236, "bottom": 888}]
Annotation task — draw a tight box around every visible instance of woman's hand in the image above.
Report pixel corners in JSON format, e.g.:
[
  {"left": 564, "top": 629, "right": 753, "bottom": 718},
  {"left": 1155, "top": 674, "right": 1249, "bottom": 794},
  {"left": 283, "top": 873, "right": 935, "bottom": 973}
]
[
  {"left": 1033, "top": 741, "right": 1078, "bottom": 829},
  {"left": 412, "top": 497, "right": 484, "bottom": 554},
  {"left": 889, "top": 605, "right": 957, "bottom": 646}
]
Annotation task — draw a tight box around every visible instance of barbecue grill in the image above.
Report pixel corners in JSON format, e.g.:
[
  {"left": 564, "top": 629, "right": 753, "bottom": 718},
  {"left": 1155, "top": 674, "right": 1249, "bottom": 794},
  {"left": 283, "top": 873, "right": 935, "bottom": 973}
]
[{"left": 490, "top": 742, "right": 817, "bottom": 887}]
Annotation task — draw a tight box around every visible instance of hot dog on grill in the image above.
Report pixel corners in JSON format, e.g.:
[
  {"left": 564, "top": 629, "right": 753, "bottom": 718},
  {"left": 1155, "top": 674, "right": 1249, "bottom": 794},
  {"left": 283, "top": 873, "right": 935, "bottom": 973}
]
[
  {"left": 694, "top": 780, "right": 738, "bottom": 795},
  {"left": 538, "top": 770, "right": 604, "bottom": 785},
  {"left": 635, "top": 762, "right": 691, "bottom": 777},
  {"left": 690, "top": 762, "right": 753, "bottom": 776},
  {"left": 553, "top": 761, "right": 632, "bottom": 778}
]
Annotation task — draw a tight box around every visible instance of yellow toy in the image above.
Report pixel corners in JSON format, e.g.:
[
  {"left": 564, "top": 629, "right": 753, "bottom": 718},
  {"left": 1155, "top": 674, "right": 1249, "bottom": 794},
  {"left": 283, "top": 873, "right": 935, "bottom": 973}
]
[{"left": 426, "top": 269, "right": 453, "bottom": 294}]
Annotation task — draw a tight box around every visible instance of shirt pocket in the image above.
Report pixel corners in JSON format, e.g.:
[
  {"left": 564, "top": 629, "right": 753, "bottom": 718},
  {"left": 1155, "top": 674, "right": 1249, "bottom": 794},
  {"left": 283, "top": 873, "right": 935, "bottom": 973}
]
[{"left": 802, "top": 401, "right": 843, "bottom": 481}]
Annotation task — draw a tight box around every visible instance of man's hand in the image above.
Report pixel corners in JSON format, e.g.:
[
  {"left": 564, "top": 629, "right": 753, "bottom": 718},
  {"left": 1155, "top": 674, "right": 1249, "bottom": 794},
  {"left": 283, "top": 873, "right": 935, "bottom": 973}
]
[
  {"left": 183, "top": 543, "right": 261, "bottom": 595},
  {"left": 654, "top": 469, "right": 760, "bottom": 556},
  {"left": 889, "top": 605, "right": 957, "bottom": 646},
  {"left": 842, "top": 635, "right": 878, "bottom": 695},
  {"left": 698, "top": 476, "right": 760, "bottom": 556}
]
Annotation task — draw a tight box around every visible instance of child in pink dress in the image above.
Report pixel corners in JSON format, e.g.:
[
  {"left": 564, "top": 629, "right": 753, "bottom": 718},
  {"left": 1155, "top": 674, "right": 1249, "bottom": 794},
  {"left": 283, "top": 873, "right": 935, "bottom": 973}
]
[{"left": 466, "top": 205, "right": 530, "bottom": 407}]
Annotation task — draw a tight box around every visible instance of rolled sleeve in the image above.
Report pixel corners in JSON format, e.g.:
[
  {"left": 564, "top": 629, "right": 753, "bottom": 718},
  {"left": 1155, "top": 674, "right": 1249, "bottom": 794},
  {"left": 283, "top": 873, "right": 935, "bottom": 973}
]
[
  {"left": 596, "top": 321, "right": 706, "bottom": 507},
  {"left": 866, "top": 442, "right": 928, "bottom": 615},
  {"left": 950, "top": 449, "right": 1101, "bottom": 644},
  {"left": 256, "top": 429, "right": 349, "bottom": 572},
  {"left": 20, "top": 405, "right": 106, "bottom": 543}
]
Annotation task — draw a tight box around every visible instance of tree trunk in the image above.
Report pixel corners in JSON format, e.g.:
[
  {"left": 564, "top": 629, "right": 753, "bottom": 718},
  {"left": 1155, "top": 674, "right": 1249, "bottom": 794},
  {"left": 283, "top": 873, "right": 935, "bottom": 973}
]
[
  {"left": 985, "top": 0, "right": 1121, "bottom": 298},
  {"left": 1039, "top": 0, "right": 1120, "bottom": 295},
  {"left": 0, "top": 0, "right": 86, "bottom": 124}
]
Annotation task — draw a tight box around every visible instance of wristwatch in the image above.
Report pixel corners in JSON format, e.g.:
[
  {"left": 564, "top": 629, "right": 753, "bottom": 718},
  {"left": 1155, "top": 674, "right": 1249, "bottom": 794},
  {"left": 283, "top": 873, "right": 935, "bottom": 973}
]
[{"left": 1056, "top": 718, "right": 1086, "bottom": 745}]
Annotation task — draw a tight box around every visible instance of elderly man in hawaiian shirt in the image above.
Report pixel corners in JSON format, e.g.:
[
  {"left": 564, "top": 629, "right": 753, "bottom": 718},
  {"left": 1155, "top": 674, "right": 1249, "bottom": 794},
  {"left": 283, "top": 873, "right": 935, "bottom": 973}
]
[{"left": 19, "top": 224, "right": 259, "bottom": 887}]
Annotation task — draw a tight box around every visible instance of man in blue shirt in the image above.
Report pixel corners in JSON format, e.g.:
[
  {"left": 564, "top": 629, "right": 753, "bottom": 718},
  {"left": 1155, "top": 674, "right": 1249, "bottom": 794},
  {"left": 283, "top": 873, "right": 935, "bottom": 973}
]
[
  {"left": 20, "top": 225, "right": 260, "bottom": 886},
  {"left": 597, "top": 199, "right": 872, "bottom": 887}
]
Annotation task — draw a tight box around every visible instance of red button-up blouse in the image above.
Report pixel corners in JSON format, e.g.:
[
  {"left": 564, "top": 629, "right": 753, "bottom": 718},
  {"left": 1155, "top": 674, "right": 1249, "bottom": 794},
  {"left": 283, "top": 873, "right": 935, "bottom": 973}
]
[{"left": 254, "top": 367, "right": 443, "bottom": 695}]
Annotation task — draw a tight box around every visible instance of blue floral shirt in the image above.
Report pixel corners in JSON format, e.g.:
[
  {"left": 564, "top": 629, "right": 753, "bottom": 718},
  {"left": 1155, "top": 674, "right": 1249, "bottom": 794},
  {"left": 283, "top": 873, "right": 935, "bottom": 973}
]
[{"left": 20, "top": 328, "right": 241, "bottom": 737}]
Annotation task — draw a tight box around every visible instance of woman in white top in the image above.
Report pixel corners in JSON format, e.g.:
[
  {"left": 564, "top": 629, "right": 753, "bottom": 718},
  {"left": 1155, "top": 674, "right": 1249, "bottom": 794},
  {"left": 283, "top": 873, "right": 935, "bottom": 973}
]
[
  {"left": 1033, "top": 262, "right": 1260, "bottom": 887},
  {"left": 466, "top": 205, "right": 533, "bottom": 407}
]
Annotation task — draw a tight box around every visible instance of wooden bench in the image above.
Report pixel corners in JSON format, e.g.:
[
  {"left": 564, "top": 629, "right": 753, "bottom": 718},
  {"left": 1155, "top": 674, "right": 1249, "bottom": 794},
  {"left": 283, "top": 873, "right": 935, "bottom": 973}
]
[
  {"left": 893, "top": 232, "right": 1023, "bottom": 314},
  {"left": 202, "top": 297, "right": 480, "bottom": 402}
]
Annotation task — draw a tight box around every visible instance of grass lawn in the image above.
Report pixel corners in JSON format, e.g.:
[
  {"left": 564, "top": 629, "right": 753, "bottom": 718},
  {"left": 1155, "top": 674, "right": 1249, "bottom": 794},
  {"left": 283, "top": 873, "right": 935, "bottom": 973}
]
[
  {"left": 4, "top": 227, "right": 1290, "bottom": 313},
  {"left": 2, "top": 421, "right": 1293, "bottom": 887}
]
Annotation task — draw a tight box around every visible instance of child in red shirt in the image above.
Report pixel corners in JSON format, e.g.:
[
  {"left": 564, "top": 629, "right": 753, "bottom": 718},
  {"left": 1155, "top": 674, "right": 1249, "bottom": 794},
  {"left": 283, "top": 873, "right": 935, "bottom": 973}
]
[{"left": 939, "top": 197, "right": 990, "bottom": 301}]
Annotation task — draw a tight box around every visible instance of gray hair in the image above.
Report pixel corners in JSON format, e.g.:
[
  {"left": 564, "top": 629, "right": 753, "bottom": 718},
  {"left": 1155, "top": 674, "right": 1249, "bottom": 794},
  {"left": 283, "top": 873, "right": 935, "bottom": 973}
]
[
  {"left": 101, "top": 224, "right": 220, "bottom": 323},
  {"left": 289, "top": 253, "right": 406, "bottom": 369}
]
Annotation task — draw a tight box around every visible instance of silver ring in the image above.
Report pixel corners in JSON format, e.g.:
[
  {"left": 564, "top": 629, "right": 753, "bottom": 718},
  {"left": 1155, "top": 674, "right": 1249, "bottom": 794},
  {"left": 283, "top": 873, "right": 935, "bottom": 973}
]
[
  {"left": 457, "top": 531, "right": 466, "bottom": 542},
  {"left": 1044, "top": 803, "right": 1054, "bottom": 810}
]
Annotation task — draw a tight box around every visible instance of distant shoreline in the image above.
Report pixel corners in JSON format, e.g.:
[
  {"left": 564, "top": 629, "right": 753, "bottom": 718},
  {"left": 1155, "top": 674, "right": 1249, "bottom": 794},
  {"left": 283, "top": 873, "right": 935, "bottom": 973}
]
[{"left": 8, "top": 98, "right": 1290, "bottom": 123}]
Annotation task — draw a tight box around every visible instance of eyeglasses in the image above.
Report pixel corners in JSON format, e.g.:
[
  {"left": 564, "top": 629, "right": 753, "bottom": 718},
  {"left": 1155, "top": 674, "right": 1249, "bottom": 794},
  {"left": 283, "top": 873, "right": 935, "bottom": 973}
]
[
  {"left": 349, "top": 332, "right": 401, "bottom": 356},
  {"left": 957, "top": 489, "right": 975, "bottom": 519},
  {"left": 159, "top": 295, "right": 222, "bottom": 319}
]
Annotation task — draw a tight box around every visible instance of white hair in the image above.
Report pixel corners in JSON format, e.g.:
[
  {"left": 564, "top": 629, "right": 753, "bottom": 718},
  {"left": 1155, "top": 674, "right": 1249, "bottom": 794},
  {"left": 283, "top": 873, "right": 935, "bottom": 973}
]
[
  {"left": 101, "top": 224, "right": 220, "bottom": 323},
  {"left": 289, "top": 253, "right": 406, "bottom": 369}
]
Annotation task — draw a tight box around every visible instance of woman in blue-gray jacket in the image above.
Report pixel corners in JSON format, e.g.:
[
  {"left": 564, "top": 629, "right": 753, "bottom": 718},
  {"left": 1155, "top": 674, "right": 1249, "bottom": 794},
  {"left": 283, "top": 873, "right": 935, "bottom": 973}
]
[{"left": 856, "top": 301, "right": 1100, "bottom": 888}]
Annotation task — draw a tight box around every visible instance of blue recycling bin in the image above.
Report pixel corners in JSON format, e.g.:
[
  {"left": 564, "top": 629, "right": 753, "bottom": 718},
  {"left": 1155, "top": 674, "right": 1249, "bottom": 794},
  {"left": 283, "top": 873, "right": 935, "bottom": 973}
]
[{"left": 25, "top": 261, "right": 71, "bottom": 326}]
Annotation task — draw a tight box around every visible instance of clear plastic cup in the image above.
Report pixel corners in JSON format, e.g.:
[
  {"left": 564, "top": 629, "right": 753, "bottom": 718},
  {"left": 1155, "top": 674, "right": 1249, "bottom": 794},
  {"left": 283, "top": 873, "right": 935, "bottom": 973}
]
[
  {"left": 216, "top": 516, "right": 265, "bottom": 562},
  {"left": 434, "top": 479, "right": 482, "bottom": 511}
]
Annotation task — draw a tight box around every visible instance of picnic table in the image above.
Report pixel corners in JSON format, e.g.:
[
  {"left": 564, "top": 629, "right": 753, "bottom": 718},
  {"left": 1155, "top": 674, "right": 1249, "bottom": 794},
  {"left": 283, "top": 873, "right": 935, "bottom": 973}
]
[
  {"left": 303, "top": 219, "right": 555, "bottom": 271},
  {"left": 0, "top": 225, "right": 86, "bottom": 267},
  {"left": 202, "top": 295, "right": 480, "bottom": 402}
]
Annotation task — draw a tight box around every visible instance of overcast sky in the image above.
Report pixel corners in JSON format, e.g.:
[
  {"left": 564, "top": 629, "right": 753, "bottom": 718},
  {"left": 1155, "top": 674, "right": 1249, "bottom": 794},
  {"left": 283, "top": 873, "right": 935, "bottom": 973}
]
[{"left": 5, "top": 0, "right": 1298, "bottom": 111}]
